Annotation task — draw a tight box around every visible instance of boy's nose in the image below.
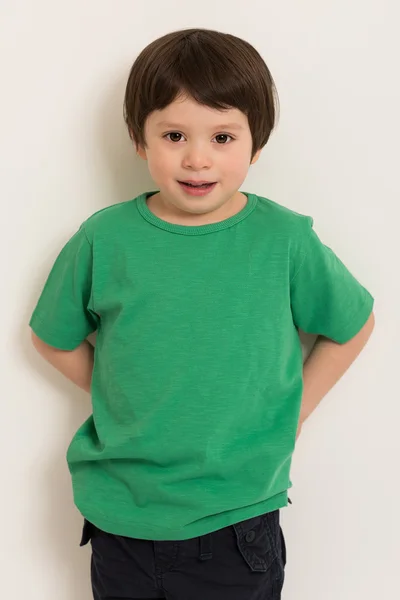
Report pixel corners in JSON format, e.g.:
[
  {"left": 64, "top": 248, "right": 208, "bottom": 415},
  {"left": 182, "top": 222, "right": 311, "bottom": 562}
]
[{"left": 182, "top": 146, "right": 212, "bottom": 170}]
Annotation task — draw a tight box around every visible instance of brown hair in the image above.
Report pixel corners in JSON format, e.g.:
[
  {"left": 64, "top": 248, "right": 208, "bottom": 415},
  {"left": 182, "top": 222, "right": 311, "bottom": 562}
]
[{"left": 123, "top": 28, "right": 279, "bottom": 159}]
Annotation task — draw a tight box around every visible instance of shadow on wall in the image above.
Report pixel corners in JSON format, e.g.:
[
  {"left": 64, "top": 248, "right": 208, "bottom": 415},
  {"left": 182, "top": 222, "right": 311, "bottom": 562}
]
[
  {"left": 22, "top": 331, "right": 93, "bottom": 599},
  {"left": 95, "top": 70, "right": 154, "bottom": 203},
  {"left": 23, "top": 73, "right": 151, "bottom": 600}
]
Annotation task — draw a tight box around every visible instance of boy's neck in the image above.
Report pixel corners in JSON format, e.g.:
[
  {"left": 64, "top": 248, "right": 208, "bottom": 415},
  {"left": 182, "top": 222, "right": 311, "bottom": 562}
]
[{"left": 146, "top": 191, "right": 248, "bottom": 226}]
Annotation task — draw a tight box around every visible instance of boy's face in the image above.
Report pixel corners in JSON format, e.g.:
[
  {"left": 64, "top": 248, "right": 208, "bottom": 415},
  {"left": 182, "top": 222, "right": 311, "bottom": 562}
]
[{"left": 137, "top": 95, "right": 261, "bottom": 220}]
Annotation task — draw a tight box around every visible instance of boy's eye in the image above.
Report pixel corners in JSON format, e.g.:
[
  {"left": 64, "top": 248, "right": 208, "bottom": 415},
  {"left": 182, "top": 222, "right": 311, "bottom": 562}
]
[
  {"left": 165, "top": 132, "right": 185, "bottom": 142},
  {"left": 164, "top": 133, "right": 233, "bottom": 144},
  {"left": 214, "top": 134, "right": 232, "bottom": 144}
]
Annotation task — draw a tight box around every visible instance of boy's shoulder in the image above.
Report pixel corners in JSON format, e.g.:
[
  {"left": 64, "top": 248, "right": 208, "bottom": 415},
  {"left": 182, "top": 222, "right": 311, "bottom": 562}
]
[
  {"left": 81, "top": 196, "right": 142, "bottom": 240},
  {"left": 254, "top": 193, "right": 313, "bottom": 234}
]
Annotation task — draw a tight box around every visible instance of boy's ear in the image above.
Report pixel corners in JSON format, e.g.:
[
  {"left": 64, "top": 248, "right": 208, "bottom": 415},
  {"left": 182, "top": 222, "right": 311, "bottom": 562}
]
[
  {"left": 250, "top": 149, "right": 262, "bottom": 165},
  {"left": 129, "top": 128, "right": 147, "bottom": 160},
  {"left": 137, "top": 145, "right": 148, "bottom": 161}
]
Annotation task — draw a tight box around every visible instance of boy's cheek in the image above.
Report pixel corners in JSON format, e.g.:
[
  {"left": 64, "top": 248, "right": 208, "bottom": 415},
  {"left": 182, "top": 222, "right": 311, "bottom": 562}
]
[
  {"left": 145, "top": 160, "right": 174, "bottom": 189},
  {"left": 150, "top": 152, "right": 178, "bottom": 177}
]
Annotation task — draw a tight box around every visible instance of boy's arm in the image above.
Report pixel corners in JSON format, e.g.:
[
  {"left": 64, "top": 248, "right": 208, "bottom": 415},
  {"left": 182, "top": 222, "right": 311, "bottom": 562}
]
[
  {"left": 297, "top": 311, "right": 375, "bottom": 438},
  {"left": 31, "top": 331, "right": 94, "bottom": 393}
]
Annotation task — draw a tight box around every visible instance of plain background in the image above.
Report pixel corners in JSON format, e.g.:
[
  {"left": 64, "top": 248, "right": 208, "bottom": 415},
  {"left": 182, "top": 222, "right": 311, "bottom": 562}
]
[{"left": 1, "top": 1, "right": 399, "bottom": 599}]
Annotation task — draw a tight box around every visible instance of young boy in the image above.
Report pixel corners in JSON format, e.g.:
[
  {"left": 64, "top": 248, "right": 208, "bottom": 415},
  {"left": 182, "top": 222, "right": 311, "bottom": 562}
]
[{"left": 30, "top": 28, "right": 375, "bottom": 600}]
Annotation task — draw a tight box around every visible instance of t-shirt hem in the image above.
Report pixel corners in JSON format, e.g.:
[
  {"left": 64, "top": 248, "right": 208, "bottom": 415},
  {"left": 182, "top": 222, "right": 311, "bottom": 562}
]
[
  {"left": 332, "top": 291, "right": 374, "bottom": 344},
  {"left": 29, "top": 313, "right": 90, "bottom": 350},
  {"left": 76, "top": 491, "right": 289, "bottom": 541}
]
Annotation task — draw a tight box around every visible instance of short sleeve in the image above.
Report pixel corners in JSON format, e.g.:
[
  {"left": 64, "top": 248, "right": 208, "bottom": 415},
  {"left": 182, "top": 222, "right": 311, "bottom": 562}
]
[
  {"left": 290, "top": 218, "right": 374, "bottom": 343},
  {"left": 29, "top": 225, "right": 99, "bottom": 350}
]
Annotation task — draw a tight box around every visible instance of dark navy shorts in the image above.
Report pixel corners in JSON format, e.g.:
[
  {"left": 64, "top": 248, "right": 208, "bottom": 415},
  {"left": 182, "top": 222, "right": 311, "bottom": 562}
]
[{"left": 80, "top": 509, "right": 286, "bottom": 600}]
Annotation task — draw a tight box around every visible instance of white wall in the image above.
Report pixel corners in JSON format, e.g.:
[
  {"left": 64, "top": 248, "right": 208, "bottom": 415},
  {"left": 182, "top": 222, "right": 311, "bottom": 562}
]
[{"left": 1, "top": 1, "right": 399, "bottom": 598}]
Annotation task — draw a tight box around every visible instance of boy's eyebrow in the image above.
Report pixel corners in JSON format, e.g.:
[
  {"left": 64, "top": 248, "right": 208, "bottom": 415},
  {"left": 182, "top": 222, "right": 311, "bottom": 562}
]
[{"left": 155, "top": 121, "right": 245, "bottom": 131}]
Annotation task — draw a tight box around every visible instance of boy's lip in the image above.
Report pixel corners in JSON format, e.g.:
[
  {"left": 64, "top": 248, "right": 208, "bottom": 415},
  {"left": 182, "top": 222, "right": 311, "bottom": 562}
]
[{"left": 178, "top": 180, "right": 216, "bottom": 184}]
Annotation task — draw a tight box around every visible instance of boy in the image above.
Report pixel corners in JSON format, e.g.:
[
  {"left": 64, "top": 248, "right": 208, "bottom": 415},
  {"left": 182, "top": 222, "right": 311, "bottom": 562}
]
[{"left": 30, "top": 28, "right": 375, "bottom": 600}]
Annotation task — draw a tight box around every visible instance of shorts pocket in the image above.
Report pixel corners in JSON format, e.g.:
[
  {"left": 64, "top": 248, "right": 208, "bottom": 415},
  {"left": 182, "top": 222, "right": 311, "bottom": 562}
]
[
  {"left": 279, "top": 526, "right": 286, "bottom": 567},
  {"left": 233, "top": 510, "right": 280, "bottom": 573},
  {"left": 79, "top": 519, "right": 94, "bottom": 547}
]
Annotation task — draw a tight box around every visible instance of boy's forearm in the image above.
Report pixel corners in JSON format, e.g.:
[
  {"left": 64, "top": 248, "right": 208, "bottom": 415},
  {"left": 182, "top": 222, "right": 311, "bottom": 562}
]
[
  {"left": 298, "top": 312, "right": 375, "bottom": 430},
  {"left": 31, "top": 332, "right": 94, "bottom": 393}
]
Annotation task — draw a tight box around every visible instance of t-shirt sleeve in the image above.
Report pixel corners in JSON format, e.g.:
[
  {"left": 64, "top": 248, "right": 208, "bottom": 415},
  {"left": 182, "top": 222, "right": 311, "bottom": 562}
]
[
  {"left": 29, "top": 225, "right": 99, "bottom": 350},
  {"left": 290, "top": 217, "right": 374, "bottom": 343}
]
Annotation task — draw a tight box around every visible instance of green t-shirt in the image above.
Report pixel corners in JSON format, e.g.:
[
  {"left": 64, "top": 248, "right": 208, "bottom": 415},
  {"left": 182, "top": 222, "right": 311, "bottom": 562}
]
[{"left": 30, "top": 191, "right": 374, "bottom": 540}]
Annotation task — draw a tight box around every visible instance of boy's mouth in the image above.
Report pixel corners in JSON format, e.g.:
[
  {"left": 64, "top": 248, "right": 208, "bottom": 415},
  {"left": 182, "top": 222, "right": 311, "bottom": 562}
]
[
  {"left": 179, "top": 180, "right": 216, "bottom": 188},
  {"left": 178, "top": 180, "right": 217, "bottom": 196}
]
